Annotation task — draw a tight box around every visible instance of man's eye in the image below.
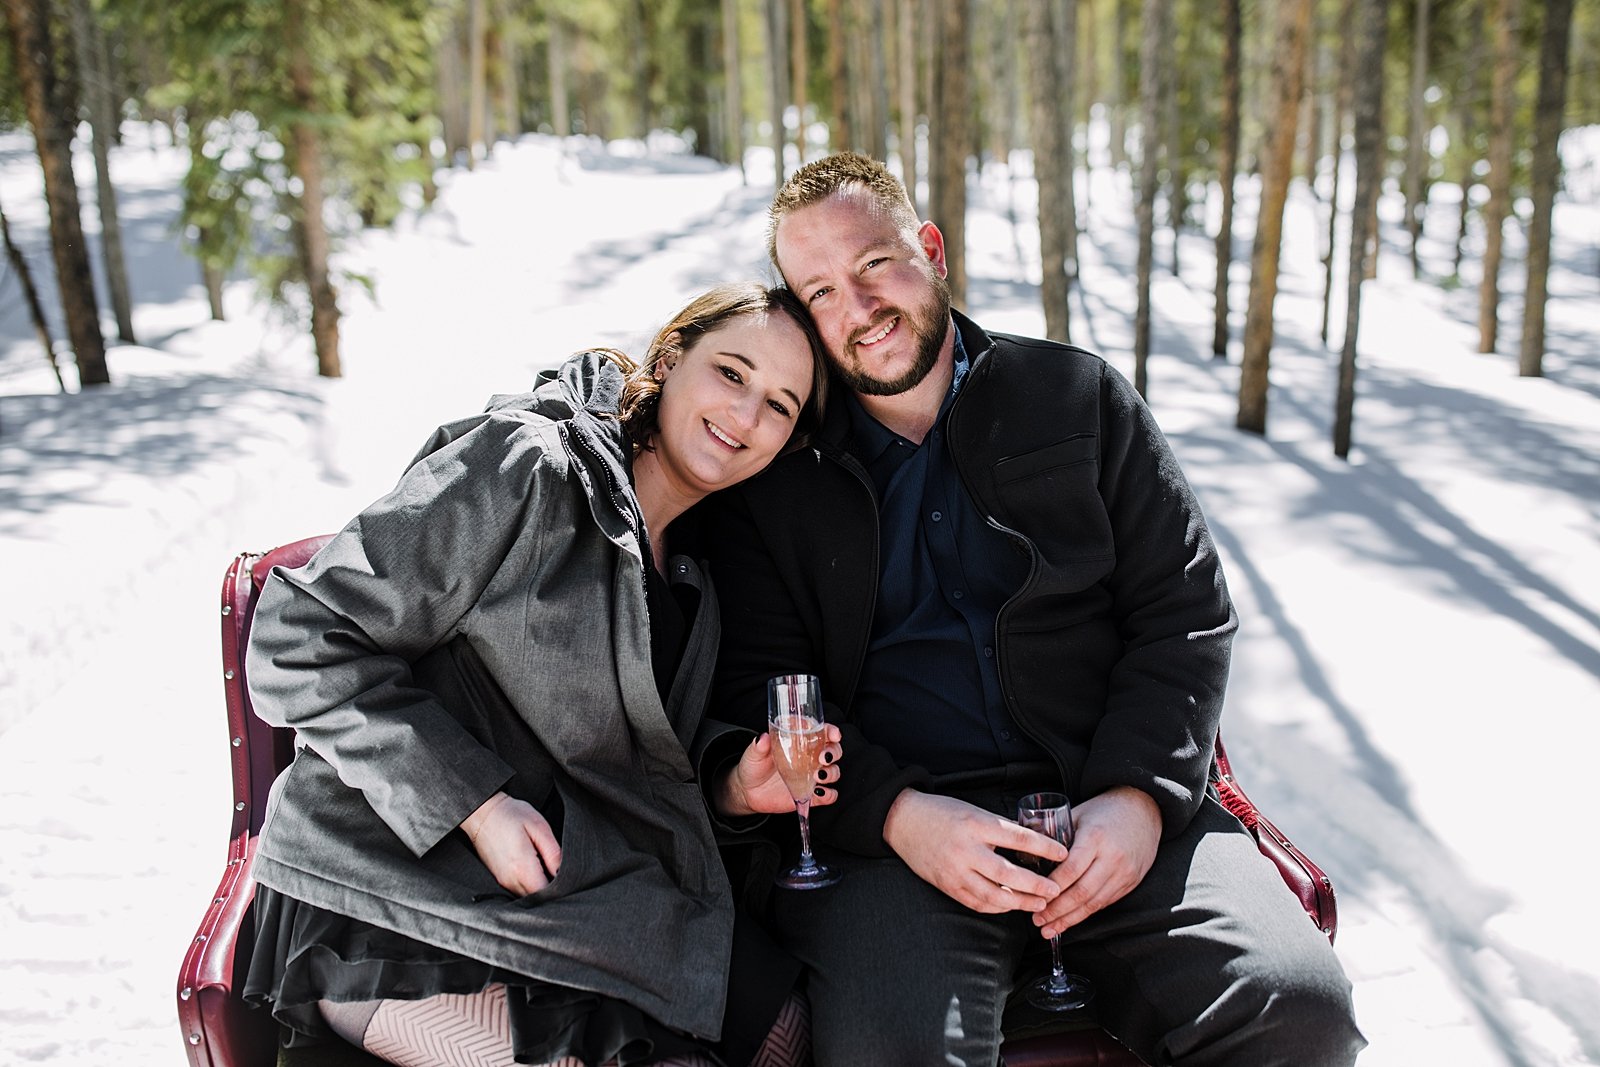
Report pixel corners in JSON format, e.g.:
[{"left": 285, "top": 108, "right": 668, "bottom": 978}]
[{"left": 808, "top": 287, "right": 831, "bottom": 303}]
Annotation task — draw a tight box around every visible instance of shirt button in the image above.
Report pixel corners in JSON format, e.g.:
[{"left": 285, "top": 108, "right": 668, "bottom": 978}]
[
  {"left": 931, "top": 510, "right": 943, "bottom": 522},
  {"left": 983, "top": 646, "right": 994, "bottom": 658},
  {"left": 953, "top": 589, "right": 964, "bottom": 600},
  {"left": 1000, "top": 730, "right": 1012, "bottom": 740}
]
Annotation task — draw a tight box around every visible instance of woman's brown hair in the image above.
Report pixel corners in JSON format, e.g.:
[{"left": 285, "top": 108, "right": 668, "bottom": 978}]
[{"left": 605, "top": 283, "right": 829, "bottom": 455}]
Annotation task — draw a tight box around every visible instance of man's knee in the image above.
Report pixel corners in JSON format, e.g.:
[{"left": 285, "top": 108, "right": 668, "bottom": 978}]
[{"left": 1164, "top": 955, "right": 1364, "bottom": 1067}]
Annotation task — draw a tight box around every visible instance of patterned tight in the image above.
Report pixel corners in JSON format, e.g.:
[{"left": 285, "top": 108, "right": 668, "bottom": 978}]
[{"left": 318, "top": 984, "right": 811, "bottom": 1067}]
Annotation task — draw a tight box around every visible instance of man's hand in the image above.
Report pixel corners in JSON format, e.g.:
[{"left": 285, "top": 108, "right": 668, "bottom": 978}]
[
  {"left": 460, "top": 791, "right": 562, "bottom": 896},
  {"left": 882, "top": 789, "right": 1068, "bottom": 914},
  {"left": 715, "top": 728, "right": 844, "bottom": 817},
  {"left": 1033, "top": 786, "right": 1161, "bottom": 937}
]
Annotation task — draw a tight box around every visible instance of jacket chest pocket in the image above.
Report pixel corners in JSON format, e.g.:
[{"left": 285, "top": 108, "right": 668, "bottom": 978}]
[{"left": 994, "top": 436, "right": 1115, "bottom": 583}]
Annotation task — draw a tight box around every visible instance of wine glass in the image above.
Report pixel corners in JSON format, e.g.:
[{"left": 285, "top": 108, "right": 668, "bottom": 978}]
[
  {"left": 1015, "top": 791, "right": 1094, "bottom": 1011},
  {"left": 767, "top": 674, "right": 840, "bottom": 889}
]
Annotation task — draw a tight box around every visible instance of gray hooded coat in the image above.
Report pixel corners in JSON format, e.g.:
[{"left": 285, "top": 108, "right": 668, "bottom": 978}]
[{"left": 247, "top": 352, "right": 741, "bottom": 1040}]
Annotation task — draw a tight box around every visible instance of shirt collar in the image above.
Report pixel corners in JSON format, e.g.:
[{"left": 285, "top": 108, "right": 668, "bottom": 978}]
[{"left": 846, "top": 318, "right": 967, "bottom": 455}]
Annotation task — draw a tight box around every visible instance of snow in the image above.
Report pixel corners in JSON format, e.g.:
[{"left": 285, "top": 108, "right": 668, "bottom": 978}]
[{"left": 2, "top": 123, "right": 1598, "bottom": 1066}]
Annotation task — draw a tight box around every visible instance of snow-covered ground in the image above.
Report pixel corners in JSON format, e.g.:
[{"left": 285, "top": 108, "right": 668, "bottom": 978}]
[{"left": 1, "top": 123, "right": 1597, "bottom": 1066}]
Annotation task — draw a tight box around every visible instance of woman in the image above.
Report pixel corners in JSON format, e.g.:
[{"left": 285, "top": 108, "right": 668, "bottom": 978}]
[{"left": 241, "top": 284, "right": 837, "bottom": 1067}]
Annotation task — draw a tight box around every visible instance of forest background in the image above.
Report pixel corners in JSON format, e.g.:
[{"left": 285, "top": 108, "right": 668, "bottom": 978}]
[{"left": 1, "top": 0, "right": 1598, "bottom": 1065}]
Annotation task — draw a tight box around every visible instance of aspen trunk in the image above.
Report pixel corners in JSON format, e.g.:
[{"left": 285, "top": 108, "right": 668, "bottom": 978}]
[
  {"left": 1213, "top": 0, "right": 1242, "bottom": 358},
  {"left": 466, "top": 0, "right": 486, "bottom": 166},
  {"left": 3, "top": 0, "right": 107, "bottom": 386},
  {"left": 1056, "top": 0, "right": 1079, "bottom": 277},
  {"left": 1335, "top": 0, "right": 1389, "bottom": 459},
  {"left": 1109, "top": 0, "right": 1128, "bottom": 169},
  {"left": 1477, "top": 0, "right": 1516, "bottom": 353},
  {"left": 1518, "top": 0, "right": 1576, "bottom": 378},
  {"left": 1236, "top": 0, "right": 1312, "bottom": 436},
  {"left": 765, "top": 0, "right": 789, "bottom": 186},
  {"left": 285, "top": 0, "right": 340, "bottom": 378}
]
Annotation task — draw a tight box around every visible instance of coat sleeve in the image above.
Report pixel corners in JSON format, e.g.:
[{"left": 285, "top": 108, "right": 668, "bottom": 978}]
[
  {"left": 701, "top": 485, "right": 931, "bottom": 858},
  {"left": 246, "top": 414, "right": 556, "bottom": 857},
  {"left": 1080, "top": 362, "right": 1237, "bottom": 834}
]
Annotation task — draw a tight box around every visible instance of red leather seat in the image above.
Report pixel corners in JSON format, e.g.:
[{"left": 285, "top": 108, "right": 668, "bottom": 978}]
[{"left": 177, "top": 535, "right": 1336, "bottom": 1067}]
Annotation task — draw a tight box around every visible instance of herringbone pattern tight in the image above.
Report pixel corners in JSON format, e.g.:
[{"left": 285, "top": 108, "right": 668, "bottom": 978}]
[{"left": 327, "top": 984, "right": 811, "bottom": 1067}]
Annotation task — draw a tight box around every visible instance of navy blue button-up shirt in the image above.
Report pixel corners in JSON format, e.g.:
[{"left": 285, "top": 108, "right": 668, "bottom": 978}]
[{"left": 845, "top": 330, "right": 1050, "bottom": 774}]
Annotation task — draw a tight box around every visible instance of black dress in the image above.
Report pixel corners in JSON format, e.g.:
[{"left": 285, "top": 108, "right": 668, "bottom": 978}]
[{"left": 243, "top": 564, "right": 797, "bottom": 1066}]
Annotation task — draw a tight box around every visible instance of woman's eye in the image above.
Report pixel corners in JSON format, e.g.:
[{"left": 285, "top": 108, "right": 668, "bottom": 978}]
[
  {"left": 767, "top": 399, "right": 792, "bottom": 418},
  {"left": 720, "top": 365, "right": 743, "bottom": 384}
]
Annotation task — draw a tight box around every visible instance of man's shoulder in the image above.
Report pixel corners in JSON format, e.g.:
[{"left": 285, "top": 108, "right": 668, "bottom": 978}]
[{"left": 984, "top": 329, "right": 1108, "bottom": 377}]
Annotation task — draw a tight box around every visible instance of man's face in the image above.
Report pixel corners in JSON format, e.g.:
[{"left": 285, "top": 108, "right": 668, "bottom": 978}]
[{"left": 774, "top": 189, "right": 951, "bottom": 397}]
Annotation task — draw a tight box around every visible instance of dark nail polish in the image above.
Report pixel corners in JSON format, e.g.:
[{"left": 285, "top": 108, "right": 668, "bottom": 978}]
[
  {"left": 822, "top": 752, "right": 834, "bottom": 764},
  {"left": 814, "top": 787, "right": 826, "bottom": 797}
]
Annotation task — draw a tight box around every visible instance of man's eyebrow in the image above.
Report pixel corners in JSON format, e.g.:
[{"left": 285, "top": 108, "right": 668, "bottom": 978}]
[
  {"left": 720, "top": 350, "right": 804, "bottom": 408},
  {"left": 788, "top": 239, "right": 900, "bottom": 294}
]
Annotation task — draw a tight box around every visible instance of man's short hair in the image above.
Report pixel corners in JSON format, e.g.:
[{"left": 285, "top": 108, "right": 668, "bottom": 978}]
[{"left": 766, "top": 153, "right": 922, "bottom": 268}]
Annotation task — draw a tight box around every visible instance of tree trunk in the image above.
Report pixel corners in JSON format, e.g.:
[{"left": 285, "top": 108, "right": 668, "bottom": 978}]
[
  {"left": 765, "top": 0, "right": 790, "bottom": 186},
  {"left": 466, "top": 0, "right": 486, "bottom": 167},
  {"left": 0, "top": 193, "right": 62, "bottom": 390},
  {"left": 1056, "top": 0, "right": 1080, "bottom": 278},
  {"left": 723, "top": 0, "right": 746, "bottom": 180},
  {"left": 1336, "top": 0, "right": 1390, "bottom": 458},
  {"left": 897, "top": 0, "right": 919, "bottom": 209},
  {"left": 1404, "top": 0, "right": 1430, "bottom": 276},
  {"left": 789, "top": 0, "right": 807, "bottom": 160},
  {"left": 1476, "top": 0, "right": 1516, "bottom": 353},
  {"left": 867, "top": 0, "right": 889, "bottom": 161},
  {"left": 1162, "top": 6, "right": 1180, "bottom": 276},
  {"left": 3, "top": 0, "right": 108, "bottom": 386},
  {"left": 67, "top": 0, "right": 134, "bottom": 343},
  {"left": 930, "top": 0, "right": 970, "bottom": 304},
  {"left": 438, "top": 18, "right": 468, "bottom": 160},
  {"left": 284, "top": 0, "right": 340, "bottom": 378},
  {"left": 1024, "top": 0, "right": 1071, "bottom": 342},
  {"left": 1301, "top": 5, "right": 1324, "bottom": 199},
  {"left": 827, "top": 0, "right": 850, "bottom": 151},
  {"left": 1132, "top": 0, "right": 1168, "bottom": 396},
  {"left": 1213, "top": 0, "right": 1241, "bottom": 358},
  {"left": 1236, "top": 0, "right": 1312, "bottom": 436},
  {"left": 1109, "top": 0, "right": 1128, "bottom": 169},
  {"left": 1452, "top": 0, "right": 1483, "bottom": 276},
  {"left": 496, "top": 0, "right": 520, "bottom": 141},
  {"left": 548, "top": 13, "right": 571, "bottom": 138},
  {"left": 1518, "top": 0, "right": 1576, "bottom": 379},
  {"left": 1321, "top": 0, "right": 1356, "bottom": 346}
]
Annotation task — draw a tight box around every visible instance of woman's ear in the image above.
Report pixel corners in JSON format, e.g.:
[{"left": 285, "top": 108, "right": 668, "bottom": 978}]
[{"left": 654, "top": 331, "right": 684, "bottom": 381}]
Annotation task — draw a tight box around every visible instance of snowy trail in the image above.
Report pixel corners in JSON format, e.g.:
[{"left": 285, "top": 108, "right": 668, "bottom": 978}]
[{"left": 3, "top": 130, "right": 1599, "bottom": 1066}]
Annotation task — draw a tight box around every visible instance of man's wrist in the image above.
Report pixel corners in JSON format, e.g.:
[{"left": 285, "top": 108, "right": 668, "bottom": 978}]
[{"left": 881, "top": 786, "right": 923, "bottom": 849}]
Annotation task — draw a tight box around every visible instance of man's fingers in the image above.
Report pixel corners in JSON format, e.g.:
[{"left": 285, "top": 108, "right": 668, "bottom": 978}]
[{"left": 997, "top": 819, "right": 1070, "bottom": 864}]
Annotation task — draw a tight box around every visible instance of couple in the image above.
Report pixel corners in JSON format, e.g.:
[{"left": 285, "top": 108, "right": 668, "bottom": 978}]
[{"left": 244, "top": 154, "right": 1365, "bottom": 1067}]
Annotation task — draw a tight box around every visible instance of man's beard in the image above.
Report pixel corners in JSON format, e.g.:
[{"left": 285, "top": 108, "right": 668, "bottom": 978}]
[{"left": 834, "top": 272, "right": 952, "bottom": 397}]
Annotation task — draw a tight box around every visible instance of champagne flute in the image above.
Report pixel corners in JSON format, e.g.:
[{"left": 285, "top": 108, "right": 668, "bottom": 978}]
[
  {"left": 1015, "top": 791, "right": 1094, "bottom": 1011},
  {"left": 767, "top": 674, "right": 840, "bottom": 889}
]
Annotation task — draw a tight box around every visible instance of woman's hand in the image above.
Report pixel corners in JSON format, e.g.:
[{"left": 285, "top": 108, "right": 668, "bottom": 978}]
[
  {"left": 715, "top": 729, "right": 843, "bottom": 817},
  {"left": 460, "top": 791, "right": 562, "bottom": 896}
]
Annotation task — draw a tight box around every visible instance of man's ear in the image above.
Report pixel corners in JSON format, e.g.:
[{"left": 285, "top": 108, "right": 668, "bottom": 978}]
[{"left": 918, "top": 221, "right": 949, "bottom": 279}]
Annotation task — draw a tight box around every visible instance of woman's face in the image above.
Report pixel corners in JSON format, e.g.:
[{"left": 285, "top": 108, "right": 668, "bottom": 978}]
[{"left": 650, "top": 310, "right": 815, "bottom": 499}]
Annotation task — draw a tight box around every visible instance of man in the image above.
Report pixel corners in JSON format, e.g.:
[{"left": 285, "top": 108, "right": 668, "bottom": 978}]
[{"left": 701, "top": 153, "right": 1364, "bottom": 1066}]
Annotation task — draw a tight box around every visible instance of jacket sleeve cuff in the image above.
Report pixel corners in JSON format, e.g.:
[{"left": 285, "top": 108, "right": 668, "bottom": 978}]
[{"left": 691, "top": 719, "right": 771, "bottom": 834}]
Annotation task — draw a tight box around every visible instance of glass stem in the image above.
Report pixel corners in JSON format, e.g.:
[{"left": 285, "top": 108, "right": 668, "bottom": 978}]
[
  {"left": 794, "top": 798, "right": 818, "bottom": 872},
  {"left": 1048, "top": 935, "right": 1069, "bottom": 993}
]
